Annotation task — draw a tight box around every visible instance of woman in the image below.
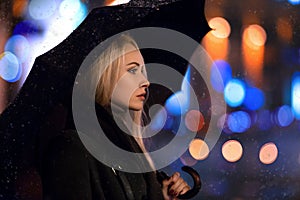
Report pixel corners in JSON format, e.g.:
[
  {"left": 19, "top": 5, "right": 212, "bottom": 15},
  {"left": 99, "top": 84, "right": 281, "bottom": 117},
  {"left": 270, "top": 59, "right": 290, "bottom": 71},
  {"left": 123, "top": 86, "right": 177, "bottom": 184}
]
[{"left": 42, "top": 34, "right": 191, "bottom": 200}]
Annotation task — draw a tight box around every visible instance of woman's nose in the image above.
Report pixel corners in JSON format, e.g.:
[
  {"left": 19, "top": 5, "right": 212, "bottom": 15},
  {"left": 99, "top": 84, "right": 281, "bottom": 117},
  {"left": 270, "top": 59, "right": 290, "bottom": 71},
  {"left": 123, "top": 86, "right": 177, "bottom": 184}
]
[
  {"left": 139, "top": 67, "right": 150, "bottom": 88},
  {"left": 140, "top": 79, "right": 150, "bottom": 88}
]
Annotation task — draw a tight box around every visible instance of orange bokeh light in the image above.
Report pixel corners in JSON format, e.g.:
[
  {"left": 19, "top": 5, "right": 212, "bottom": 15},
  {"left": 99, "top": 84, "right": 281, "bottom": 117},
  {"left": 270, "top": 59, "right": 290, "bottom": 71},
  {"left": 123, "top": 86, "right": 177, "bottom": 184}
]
[
  {"left": 242, "top": 24, "right": 265, "bottom": 87},
  {"left": 222, "top": 140, "right": 243, "bottom": 162},
  {"left": 202, "top": 17, "right": 230, "bottom": 61},
  {"left": 208, "top": 17, "right": 231, "bottom": 39},
  {"left": 259, "top": 142, "right": 278, "bottom": 165},
  {"left": 243, "top": 24, "right": 267, "bottom": 47},
  {"left": 189, "top": 139, "right": 210, "bottom": 160},
  {"left": 202, "top": 33, "right": 229, "bottom": 61},
  {"left": 185, "top": 110, "right": 205, "bottom": 132},
  {"left": 13, "top": 0, "right": 28, "bottom": 18}
]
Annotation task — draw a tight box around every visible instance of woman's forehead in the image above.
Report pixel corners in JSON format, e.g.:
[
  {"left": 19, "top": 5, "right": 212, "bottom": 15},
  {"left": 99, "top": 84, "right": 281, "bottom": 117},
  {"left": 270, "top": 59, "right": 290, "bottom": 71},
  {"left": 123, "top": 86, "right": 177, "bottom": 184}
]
[
  {"left": 124, "top": 43, "right": 138, "bottom": 52},
  {"left": 122, "top": 46, "right": 144, "bottom": 65}
]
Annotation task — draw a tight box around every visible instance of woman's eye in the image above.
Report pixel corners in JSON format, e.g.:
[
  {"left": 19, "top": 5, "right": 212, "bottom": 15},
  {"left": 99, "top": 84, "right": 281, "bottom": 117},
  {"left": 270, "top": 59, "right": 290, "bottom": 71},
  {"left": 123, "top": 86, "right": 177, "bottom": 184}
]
[{"left": 128, "top": 67, "right": 138, "bottom": 74}]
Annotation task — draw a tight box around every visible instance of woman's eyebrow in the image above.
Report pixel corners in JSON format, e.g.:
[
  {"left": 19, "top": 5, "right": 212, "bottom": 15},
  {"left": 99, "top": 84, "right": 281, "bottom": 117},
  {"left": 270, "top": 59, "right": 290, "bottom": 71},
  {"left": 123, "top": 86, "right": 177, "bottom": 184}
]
[{"left": 126, "top": 62, "right": 140, "bottom": 66}]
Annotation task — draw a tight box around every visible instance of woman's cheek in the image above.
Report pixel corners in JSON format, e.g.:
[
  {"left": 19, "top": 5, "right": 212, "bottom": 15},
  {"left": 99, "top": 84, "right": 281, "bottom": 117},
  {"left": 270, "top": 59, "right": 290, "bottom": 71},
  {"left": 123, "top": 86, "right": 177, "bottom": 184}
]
[{"left": 111, "top": 75, "right": 137, "bottom": 107}]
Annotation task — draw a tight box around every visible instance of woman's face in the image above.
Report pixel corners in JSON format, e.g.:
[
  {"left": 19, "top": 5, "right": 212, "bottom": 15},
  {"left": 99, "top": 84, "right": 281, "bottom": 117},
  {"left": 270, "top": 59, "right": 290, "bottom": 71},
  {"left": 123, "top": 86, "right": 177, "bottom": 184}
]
[{"left": 111, "top": 45, "right": 149, "bottom": 111}]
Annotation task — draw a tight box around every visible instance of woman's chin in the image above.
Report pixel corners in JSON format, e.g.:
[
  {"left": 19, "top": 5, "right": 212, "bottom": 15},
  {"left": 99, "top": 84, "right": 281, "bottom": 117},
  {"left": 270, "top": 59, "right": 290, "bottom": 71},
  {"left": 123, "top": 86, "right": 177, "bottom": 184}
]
[{"left": 129, "top": 104, "right": 143, "bottom": 111}]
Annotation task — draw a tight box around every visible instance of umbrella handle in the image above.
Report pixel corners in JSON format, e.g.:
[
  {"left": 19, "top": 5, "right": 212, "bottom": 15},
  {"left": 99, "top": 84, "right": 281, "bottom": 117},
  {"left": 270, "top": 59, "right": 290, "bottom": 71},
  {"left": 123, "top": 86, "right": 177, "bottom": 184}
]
[{"left": 157, "top": 166, "right": 202, "bottom": 199}]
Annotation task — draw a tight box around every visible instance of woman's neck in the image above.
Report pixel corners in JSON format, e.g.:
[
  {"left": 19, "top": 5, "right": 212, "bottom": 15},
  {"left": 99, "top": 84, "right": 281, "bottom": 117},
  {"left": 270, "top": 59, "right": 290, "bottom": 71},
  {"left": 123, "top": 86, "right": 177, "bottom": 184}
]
[{"left": 101, "top": 102, "right": 156, "bottom": 170}]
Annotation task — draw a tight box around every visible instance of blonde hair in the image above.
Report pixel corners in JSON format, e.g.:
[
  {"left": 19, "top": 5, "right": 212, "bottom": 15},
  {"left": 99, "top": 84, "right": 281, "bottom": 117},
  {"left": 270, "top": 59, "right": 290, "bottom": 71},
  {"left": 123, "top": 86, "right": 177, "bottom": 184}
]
[
  {"left": 94, "top": 35, "right": 139, "bottom": 106},
  {"left": 90, "top": 34, "right": 155, "bottom": 169}
]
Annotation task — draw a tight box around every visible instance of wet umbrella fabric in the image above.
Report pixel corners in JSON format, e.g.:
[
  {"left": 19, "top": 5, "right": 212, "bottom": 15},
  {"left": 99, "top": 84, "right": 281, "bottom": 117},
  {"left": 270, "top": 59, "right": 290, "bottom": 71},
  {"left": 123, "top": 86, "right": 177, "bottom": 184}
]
[{"left": 0, "top": 0, "right": 210, "bottom": 198}]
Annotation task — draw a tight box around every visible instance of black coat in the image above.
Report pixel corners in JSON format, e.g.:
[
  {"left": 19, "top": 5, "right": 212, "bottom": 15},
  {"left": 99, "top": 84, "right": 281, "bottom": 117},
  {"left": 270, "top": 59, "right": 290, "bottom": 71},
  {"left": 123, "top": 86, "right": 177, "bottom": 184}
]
[{"left": 41, "top": 104, "right": 164, "bottom": 200}]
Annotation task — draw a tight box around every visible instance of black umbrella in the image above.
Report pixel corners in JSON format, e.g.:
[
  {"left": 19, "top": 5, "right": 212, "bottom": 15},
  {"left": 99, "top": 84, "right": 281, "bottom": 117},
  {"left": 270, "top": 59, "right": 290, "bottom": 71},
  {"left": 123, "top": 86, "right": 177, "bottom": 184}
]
[{"left": 0, "top": 0, "right": 210, "bottom": 198}]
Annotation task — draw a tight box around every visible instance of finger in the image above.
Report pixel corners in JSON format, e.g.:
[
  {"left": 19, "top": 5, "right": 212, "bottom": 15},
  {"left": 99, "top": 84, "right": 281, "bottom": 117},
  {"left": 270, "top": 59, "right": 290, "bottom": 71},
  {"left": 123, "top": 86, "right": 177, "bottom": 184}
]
[
  {"left": 170, "top": 172, "right": 180, "bottom": 182},
  {"left": 164, "top": 172, "right": 180, "bottom": 192},
  {"left": 167, "top": 173, "right": 180, "bottom": 194},
  {"left": 170, "top": 175, "right": 184, "bottom": 190},
  {"left": 168, "top": 178, "right": 184, "bottom": 196},
  {"left": 162, "top": 176, "right": 173, "bottom": 189},
  {"left": 170, "top": 177, "right": 191, "bottom": 197},
  {"left": 179, "top": 184, "right": 191, "bottom": 195}
]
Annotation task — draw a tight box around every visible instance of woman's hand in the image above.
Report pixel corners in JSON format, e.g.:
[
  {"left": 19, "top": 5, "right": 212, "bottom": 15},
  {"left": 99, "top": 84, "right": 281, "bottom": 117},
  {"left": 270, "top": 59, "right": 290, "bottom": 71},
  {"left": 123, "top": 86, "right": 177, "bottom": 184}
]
[{"left": 161, "top": 172, "right": 191, "bottom": 200}]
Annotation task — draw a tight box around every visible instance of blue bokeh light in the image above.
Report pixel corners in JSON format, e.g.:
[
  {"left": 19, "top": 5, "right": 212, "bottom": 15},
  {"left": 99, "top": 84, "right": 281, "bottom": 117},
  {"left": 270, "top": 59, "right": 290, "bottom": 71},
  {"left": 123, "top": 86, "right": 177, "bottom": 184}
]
[
  {"left": 227, "top": 111, "right": 251, "bottom": 133},
  {"left": 288, "top": 0, "right": 300, "bottom": 5},
  {"left": 210, "top": 60, "right": 232, "bottom": 93},
  {"left": 13, "top": 20, "right": 43, "bottom": 37},
  {"left": 0, "top": 52, "right": 21, "bottom": 82},
  {"left": 73, "top": 2, "right": 88, "bottom": 28},
  {"left": 59, "top": 0, "right": 81, "bottom": 17},
  {"left": 276, "top": 105, "right": 294, "bottom": 127},
  {"left": 5, "top": 35, "right": 30, "bottom": 63},
  {"left": 149, "top": 107, "right": 167, "bottom": 132},
  {"left": 224, "top": 79, "right": 246, "bottom": 107},
  {"left": 243, "top": 87, "right": 265, "bottom": 110},
  {"left": 218, "top": 114, "right": 233, "bottom": 135},
  {"left": 28, "top": 0, "right": 58, "bottom": 20},
  {"left": 59, "top": 0, "right": 88, "bottom": 29},
  {"left": 292, "top": 73, "right": 300, "bottom": 120},
  {"left": 165, "top": 67, "right": 190, "bottom": 116}
]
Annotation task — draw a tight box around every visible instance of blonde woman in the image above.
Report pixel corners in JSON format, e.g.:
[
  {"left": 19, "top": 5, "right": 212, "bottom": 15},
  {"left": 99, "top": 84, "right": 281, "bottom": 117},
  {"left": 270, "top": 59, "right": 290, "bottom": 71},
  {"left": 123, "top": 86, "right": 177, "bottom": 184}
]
[{"left": 42, "top": 34, "right": 190, "bottom": 200}]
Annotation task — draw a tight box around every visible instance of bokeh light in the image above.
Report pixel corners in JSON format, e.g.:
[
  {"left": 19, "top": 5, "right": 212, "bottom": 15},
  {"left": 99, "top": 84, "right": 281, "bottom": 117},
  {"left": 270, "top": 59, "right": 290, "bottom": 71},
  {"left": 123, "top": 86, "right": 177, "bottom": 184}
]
[
  {"left": 275, "top": 105, "right": 294, "bottom": 127},
  {"left": 59, "top": 0, "right": 87, "bottom": 29},
  {"left": 292, "top": 73, "right": 300, "bottom": 120},
  {"left": 227, "top": 111, "right": 251, "bottom": 133},
  {"left": 208, "top": 17, "right": 231, "bottom": 39},
  {"left": 242, "top": 25, "right": 265, "bottom": 86},
  {"left": 34, "top": 2, "right": 87, "bottom": 58},
  {"left": 210, "top": 60, "right": 232, "bottom": 93},
  {"left": 165, "top": 91, "right": 188, "bottom": 116},
  {"left": 218, "top": 114, "right": 232, "bottom": 135},
  {"left": 165, "top": 67, "right": 190, "bottom": 116},
  {"left": 149, "top": 105, "right": 167, "bottom": 132},
  {"left": 13, "top": 20, "right": 42, "bottom": 37},
  {"left": 185, "top": 110, "right": 205, "bottom": 132},
  {"left": 288, "top": 0, "right": 300, "bottom": 5},
  {"left": 243, "top": 24, "right": 267, "bottom": 47},
  {"left": 243, "top": 87, "right": 265, "bottom": 111},
  {"left": 0, "top": 52, "right": 21, "bottom": 82},
  {"left": 189, "top": 139, "right": 210, "bottom": 160},
  {"left": 224, "top": 79, "right": 246, "bottom": 107},
  {"left": 5, "top": 35, "right": 30, "bottom": 63},
  {"left": 202, "top": 17, "right": 230, "bottom": 60},
  {"left": 13, "top": 0, "right": 28, "bottom": 18},
  {"left": 259, "top": 142, "right": 278, "bottom": 165},
  {"left": 59, "top": 0, "right": 81, "bottom": 18},
  {"left": 222, "top": 140, "right": 243, "bottom": 163},
  {"left": 28, "top": 0, "right": 58, "bottom": 20}
]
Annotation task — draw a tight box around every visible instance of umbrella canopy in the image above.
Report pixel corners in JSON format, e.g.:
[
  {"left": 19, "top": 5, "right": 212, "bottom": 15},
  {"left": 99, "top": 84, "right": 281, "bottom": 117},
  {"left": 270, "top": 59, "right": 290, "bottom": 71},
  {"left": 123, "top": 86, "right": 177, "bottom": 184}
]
[{"left": 0, "top": 0, "right": 210, "bottom": 198}]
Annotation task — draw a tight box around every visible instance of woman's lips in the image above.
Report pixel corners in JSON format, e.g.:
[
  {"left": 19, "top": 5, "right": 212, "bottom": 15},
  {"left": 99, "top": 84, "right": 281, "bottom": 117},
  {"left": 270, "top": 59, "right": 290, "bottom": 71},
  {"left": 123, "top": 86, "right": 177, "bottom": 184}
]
[{"left": 137, "top": 93, "right": 146, "bottom": 100}]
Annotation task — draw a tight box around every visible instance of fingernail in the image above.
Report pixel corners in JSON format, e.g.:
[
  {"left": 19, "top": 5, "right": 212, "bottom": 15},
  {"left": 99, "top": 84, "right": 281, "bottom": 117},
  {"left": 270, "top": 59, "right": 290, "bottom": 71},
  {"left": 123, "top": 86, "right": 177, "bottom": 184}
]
[{"left": 169, "top": 190, "right": 175, "bottom": 195}]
